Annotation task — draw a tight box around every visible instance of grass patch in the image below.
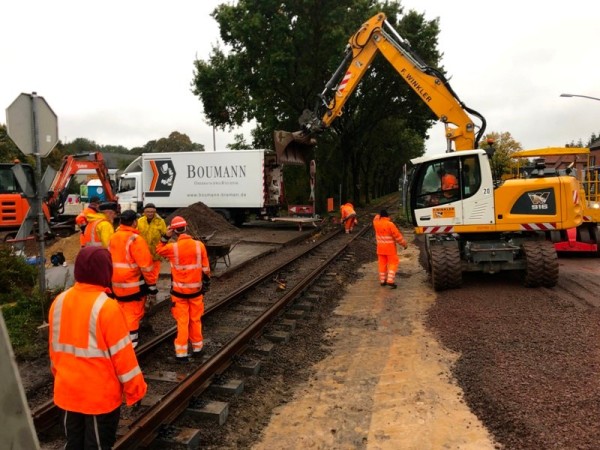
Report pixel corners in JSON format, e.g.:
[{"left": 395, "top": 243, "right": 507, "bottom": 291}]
[{"left": 0, "top": 245, "right": 54, "bottom": 359}]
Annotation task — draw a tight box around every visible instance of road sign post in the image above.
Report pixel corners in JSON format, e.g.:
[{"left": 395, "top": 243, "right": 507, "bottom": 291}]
[{"left": 6, "top": 93, "right": 59, "bottom": 297}]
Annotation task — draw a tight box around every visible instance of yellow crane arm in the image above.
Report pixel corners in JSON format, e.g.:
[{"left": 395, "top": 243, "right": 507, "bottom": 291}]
[{"left": 275, "top": 12, "right": 486, "bottom": 163}]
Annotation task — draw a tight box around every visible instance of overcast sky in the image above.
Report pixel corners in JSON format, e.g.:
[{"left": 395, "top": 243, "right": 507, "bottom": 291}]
[{"left": 2, "top": 1, "right": 600, "bottom": 155}]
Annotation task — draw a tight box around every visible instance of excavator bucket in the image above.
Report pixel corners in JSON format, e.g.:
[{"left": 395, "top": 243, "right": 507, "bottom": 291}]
[{"left": 273, "top": 130, "right": 316, "bottom": 166}]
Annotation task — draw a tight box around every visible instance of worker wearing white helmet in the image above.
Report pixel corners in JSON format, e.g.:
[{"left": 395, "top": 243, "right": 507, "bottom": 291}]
[{"left": 156, "top": 216, "right": 211, "bottom": 362}]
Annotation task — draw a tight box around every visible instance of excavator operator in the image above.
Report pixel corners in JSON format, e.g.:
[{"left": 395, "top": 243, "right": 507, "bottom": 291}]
[{"left": 441, "top": 162, "right": 459, "bottom": 200}]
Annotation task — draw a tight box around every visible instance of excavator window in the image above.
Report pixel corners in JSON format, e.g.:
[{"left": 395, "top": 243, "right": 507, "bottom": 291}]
[
  {"left": 412, "top": 155, "right": 481, "bottom": 208},
  {"left": 0, "top": 164, "right": 35, "bottom": 194}
]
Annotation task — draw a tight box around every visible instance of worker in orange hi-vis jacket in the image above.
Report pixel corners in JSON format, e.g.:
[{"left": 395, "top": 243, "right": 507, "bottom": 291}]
[
  {"left": 372, "top": 209, "right": 408, "bottom": 289},
  {"left": 109, "top": 209, "right": 158, "bottom": 349},
  {"left": 48, "top": 246, "right": 147, "bottom": 449},
  {"left": 340, "top": 200, "right": 358, "bottom": 234},
  {"left": 75, "top": 195, "right": 101, "bottom": 247},
  {"left": 156, "top": 216, "right": 211, "bottom": 362},
  {"left": 82, "top": 201, "right": 118, "bottom": 248}
]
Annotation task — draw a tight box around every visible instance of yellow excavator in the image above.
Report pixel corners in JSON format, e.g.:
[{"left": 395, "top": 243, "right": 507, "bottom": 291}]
[{"left": 275, "top": 12, "right": 583, "bottom": 290}]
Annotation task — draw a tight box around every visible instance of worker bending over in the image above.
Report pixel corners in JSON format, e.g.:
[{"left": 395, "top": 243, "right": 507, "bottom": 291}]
[{"left": 341, "top": 200, "right": 358, "bottom": 234}]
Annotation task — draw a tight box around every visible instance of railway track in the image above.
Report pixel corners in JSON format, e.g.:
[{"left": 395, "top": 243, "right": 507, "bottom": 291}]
[{"left": 34, "top": 217, "right": 377, "bottom": 448}]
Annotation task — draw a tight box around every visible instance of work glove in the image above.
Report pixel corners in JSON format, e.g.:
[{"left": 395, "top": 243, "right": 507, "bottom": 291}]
[
  {"left": 201, "top": 273, "right": 211, "bottom": 294},
  {"left": 147, "top": 285, "right": 158, "bottom": 296}
]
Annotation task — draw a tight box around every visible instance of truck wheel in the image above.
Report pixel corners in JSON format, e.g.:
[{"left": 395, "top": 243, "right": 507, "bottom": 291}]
[
  {"left": 430, "top": 243, "right": 462, "bottom": 291},
  {"left": 522, "top": 240, "right": 558, "bottom": 288}
]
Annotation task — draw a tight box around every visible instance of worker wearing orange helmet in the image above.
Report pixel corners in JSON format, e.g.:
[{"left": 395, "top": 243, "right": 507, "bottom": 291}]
[
  {"left": 48, "top": 246, "right": 147, "bottom": 449},
  {"left": 156, "top": 216, "right": 211, "bottom": 362},
  {"left": 441, "top": 162, "right": 459, "bottom": 199},
  {"left": 340, "top": 200, "right": 358, "bottom": 234},
  {"left": 75, "top": 196, "right": 101, "bottom": 247},
  {"left": 108, "top": 209, "right": 158, "bottom": 349},
  {"left": 372, "top": 209, "right": 408, "bottom": 289},
  {"left": 82, "top": 202, "right": 117, "bottom": 248}
]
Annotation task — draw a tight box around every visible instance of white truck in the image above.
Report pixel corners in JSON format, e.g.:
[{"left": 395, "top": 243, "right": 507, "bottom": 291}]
[{"left": 117, "top": 149, "right": 284, "bottom": 225}]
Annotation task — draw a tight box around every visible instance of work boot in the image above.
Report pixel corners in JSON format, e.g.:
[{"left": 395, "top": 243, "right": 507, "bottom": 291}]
[
  {"left": 175, "top": 356, "right": 190, "bottom": 363},
  {"left": 380, "top": 281, "right": 387, "bottom": 286},
  {"left": 388, "top": 283, "right": 397, "bottom": 289}
]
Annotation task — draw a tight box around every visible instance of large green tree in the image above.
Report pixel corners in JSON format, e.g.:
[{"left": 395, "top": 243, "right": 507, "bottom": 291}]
[
  {"left": 479, "top": 131, "right": 522, "bottom": 180},
  {"left": 192, "top": 0, "right": 444, "bottom": 208}
]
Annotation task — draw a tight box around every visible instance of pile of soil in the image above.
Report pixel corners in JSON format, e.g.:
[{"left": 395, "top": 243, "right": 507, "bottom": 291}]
[
  {"left": 44, "top": 202, "right": 242, "bottom": 264},
  {"left": 44, "top": 233, "right": 81, "bottom": 264},
  {"left": 165, "top": 202, "right": 242, "bottom": 245}
]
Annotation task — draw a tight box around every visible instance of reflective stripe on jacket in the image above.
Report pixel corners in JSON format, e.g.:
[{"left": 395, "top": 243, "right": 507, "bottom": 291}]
[
  {"left": 156, "top": 233, "right": 210, "bottom": 297},
  {"left": 82, "top": 215, "right": 114, "bottom": 248},
  {"left": 137, "top": 215, "right": 167, "bottom": 261},
  {"left": 109, "top": 225, "right": 157, "bottom": 301},
  {"left": 48, "top": 283, "right": 147, "bottom": 414},
  {"left": 77, "top": 210, "right": 103, "bottom": 246},
  {"left": 373, "top": 215, "right": 407, "bottom": 256}
]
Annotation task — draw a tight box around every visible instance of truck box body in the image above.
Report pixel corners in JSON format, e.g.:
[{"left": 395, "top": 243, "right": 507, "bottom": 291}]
[{"left": 118, "top": 150, "right": 283, "bottom": 224}]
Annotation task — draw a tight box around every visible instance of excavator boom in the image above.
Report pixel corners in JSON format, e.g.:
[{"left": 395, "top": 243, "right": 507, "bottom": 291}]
[
  {"left": 274, "top": 12, "right": 486, "bottom": 163},
  {"left": 46, "top": 152, "right": 117, "bottom": 218}
]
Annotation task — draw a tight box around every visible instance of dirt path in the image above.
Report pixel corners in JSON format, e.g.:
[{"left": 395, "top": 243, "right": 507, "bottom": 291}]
[{"left": 253, "top": 234, "right": 498, "bottom": 449}]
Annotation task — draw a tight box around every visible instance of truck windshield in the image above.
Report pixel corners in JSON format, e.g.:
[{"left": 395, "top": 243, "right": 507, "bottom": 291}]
[{"left": 118, "top": 177, "right": 136, "bottom": 193}]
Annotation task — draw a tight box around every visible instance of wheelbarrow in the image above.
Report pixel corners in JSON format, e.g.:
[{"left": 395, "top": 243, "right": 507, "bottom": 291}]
[
  {"left": 197, "top": 231, "right": 239, "bottom": 271},
  {"left": 206, "top": 242, "right": 237, "bottom": 271}
]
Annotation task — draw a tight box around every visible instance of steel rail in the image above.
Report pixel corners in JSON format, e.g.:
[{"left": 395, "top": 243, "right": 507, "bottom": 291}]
[
  {"left": 32, "top": 226, "right": 345, "bottom": 433},
  {"left": 114, "top": 226, "right": 368, "bottom": 449}
]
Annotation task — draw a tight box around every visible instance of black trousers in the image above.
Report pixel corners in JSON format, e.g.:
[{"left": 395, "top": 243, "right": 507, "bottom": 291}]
[{"left": 62, "top": 406, "right": 121, "bottom": 449}]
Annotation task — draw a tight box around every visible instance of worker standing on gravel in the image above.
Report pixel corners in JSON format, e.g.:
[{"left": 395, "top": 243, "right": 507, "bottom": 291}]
[
  {"left": 48, "top": 246, "right": 147, "bottom": 449},
  {"left": 82, "top": 201, "right": 118, "bottom": 248},
  {"left": 341, "top": 200, "right": 358, "bottom": 234},
  {"left": 137, "top": 203, "right": 167, "bottom": 285},
  {"left": 156, "top": 216, "right": 211, "bottom": 362},
  {"left": 75, "top": 195, "right": 101, "bottom": 247},
  {"left": 109, "top": 209, "right": 158, "bottom": 349},
  {"left": 373, "top": 209, "right": 408, "bottom": 289}
]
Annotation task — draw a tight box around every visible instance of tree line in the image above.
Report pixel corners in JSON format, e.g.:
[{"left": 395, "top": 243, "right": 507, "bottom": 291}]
[{"left": 3, "top": 0, "right": 599, "bottom": 210}]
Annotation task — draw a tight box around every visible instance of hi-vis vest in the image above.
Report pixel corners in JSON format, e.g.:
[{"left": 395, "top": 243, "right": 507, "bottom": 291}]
[
  {"left": 83, "top": 218, "right": 106, "bottom": 247},
  {"left": 49, "top": 284, "right": 147, "bottom": 414},
  {"left": 373, "top": 215, "right": 407, "bottom": 256},
  {"left": 109, "top": 226, "right": 156, "bottom": 301},
  {"left": 157, "top": 234, "right": 210, "bottom": 298}
]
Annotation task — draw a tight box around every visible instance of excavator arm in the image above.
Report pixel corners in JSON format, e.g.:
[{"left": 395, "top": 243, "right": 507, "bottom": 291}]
[
  {"left": 46, "top": 152, "right": 117, "bottom": 217},
  {"left": 274, "top": 12, "right": 486, "bottom": 164}
]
